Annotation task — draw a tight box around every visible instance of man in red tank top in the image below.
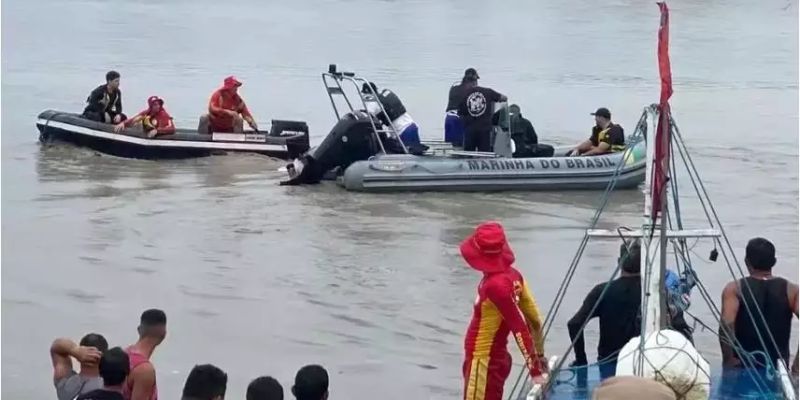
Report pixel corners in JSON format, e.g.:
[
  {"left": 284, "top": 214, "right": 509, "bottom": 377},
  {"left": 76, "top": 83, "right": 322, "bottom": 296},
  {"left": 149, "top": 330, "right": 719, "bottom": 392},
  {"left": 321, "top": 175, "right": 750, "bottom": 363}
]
[
  {"left": 460, "top": 222, "right": 548, "bottom": 400},
  {"left": 123, "top": 309, "right": 167, "bottom": 400}
]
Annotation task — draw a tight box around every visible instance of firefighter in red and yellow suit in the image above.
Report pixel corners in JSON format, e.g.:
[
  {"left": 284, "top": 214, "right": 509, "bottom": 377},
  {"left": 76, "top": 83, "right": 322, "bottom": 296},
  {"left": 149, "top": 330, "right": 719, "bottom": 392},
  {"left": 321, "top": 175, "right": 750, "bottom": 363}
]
[{"left": 460, "top": 221, "right": 548, "bottom": 400}]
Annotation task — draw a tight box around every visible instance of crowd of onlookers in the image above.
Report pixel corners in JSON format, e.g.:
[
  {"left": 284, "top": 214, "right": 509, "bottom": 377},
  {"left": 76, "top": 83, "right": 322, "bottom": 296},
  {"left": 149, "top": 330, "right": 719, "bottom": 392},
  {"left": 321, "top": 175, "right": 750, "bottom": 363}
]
[{"left": 51, "top": 309, "right": 326, "bottom": 400}]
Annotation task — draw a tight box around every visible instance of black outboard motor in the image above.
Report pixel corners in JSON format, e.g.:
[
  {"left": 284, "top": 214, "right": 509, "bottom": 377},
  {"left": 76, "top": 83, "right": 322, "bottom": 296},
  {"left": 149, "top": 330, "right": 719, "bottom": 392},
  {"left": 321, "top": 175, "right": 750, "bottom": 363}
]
[{"left": 280, "top": 112, "right": 379, "bottom": 185}]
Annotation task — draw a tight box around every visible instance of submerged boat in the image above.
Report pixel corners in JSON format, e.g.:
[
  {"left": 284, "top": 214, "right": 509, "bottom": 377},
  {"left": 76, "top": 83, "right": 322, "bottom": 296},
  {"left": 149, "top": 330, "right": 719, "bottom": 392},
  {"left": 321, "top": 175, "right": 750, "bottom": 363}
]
[
  {"left": 36, "top": 110, "right": 310, "bottom": 160},
  {"left": 280, "top": 65, "right": 646, "bottom": 192},
  {"left": 512, "top": 4, "right": 797, "bottom": 399}
]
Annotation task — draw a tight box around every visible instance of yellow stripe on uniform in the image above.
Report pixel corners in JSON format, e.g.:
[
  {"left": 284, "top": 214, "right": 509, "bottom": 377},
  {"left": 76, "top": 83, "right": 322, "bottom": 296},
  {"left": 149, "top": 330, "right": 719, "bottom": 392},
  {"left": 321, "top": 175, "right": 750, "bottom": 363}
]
[{"left": 465, "top": 358, "right": 489, "bottom": 400}]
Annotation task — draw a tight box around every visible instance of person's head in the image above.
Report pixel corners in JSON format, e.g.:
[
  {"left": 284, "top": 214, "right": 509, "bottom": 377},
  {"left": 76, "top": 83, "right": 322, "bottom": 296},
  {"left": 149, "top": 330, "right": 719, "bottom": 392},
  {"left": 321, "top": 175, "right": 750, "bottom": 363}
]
[
  {"left": 591, "top": 107, "right": 611, "bottom": 127},
  {"left": 745, "top": 237, "right": 776, "bottom": 272},
  {"left": 99, "top": 347, "right": 130, "bottom": 388},
  {"left": 223, "top": 76, "right": 242, "bottom": 93},
  {"left": 106, "top": 71, "right": 121, "bottom": 90},
  {"left": 247, "top": 376, "right": 284, "bottom": 400},
  {"left": 181, "top": 364, "right": 228, "bottom": 400},
  {"left": 147, "top": 96, "right": 164, "bottom": 114},
  {"left": 361, "top": 82, "right": 378, "bottom": 95},
  {"left": 78, "top": 333, "right": 108, "bottom": 368},
  {"left": 619, "top": 240, "right": 641, "bottom": 274},
  {"left": 509, "top": 104, "right": 521, "bottom": 117},
  {"left": 291, "top": 365, "right": 329, "bottom": 400},
  {"left": 463, "top": 67, "right": 479, "bottom": 84},
  {"left": 137, "top": 308, "right": 167, "bottom": 344}
]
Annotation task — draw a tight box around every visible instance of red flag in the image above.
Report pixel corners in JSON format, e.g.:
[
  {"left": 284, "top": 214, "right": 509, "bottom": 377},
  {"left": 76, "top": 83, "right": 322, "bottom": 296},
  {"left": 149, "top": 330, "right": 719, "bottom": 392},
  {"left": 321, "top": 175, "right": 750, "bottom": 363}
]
[{"left": 652, "top": 2, "right": 672, "bottom": 226}]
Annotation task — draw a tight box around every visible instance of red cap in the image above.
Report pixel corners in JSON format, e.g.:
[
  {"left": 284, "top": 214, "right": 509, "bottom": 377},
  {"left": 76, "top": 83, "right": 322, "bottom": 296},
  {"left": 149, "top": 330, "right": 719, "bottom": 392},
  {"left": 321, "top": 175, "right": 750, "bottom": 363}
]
[
  {"left": 460, "top": 221, "right": 515, "bottom": 273},
  {"left": 223, "top": 76, "right": 242, "bottom": 89}
]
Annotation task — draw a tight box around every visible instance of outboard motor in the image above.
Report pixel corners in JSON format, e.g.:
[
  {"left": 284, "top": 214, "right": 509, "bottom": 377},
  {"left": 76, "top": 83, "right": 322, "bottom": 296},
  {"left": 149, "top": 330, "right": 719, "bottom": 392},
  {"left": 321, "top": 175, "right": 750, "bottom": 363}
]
[{"left": 280, "top": 112, "right": 379, "bottom": 185}]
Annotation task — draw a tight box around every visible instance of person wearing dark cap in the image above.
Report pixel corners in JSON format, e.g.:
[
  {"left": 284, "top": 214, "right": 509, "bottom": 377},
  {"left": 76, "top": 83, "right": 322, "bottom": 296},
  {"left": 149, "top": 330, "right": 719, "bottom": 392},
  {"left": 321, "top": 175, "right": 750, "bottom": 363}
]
[
  {"left": 83, "top": 70, "right": 126, "bottom": 124},
  {"left": 507, "top": 104, "right": 541, "bottom": 157},
  {"left": 248, "top": 376, "right": 284, "bottom": 400},
  {"left": 77, "top": 347, "right": 131, "bottom": 400},
  {"left": 114, "top": 96, "right": 175, "bottom": 137},
  {"left": 180, "top": 364, "right": 228, "bottom": 400},
  {"left": 568, "top": 107, "right": 625, "bottom": 156},
  {"left": 51, "top": 333, "right": 108, "bottom": 400},
  {"left": 198, "top": 76, "right": 258, "bottom": 134},
  {"left": 457, "top": 70, "right": 507, "bottom": 152},
  {"left": 291, "top": 365, "right": 329, "bottom": 400},
  {"left": 461, "top": 222, "right": 548, "bottom": 400},
  {"left": 443, "top": 68, "right": 479, "bottom": 147},
  {"left": 719, "top": 238, "right": 798, "bottom": 375},
  {"left": 123, "top": 309, "right": 167, "bottom": 400}
]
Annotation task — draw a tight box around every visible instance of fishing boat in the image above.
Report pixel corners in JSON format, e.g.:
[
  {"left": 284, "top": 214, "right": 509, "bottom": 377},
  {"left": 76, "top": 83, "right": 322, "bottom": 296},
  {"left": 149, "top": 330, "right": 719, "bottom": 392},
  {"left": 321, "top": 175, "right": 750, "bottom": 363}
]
[
  {"left": 279, "top": 66, "right": 647, "bottom": 192},
  {"left": 36, "top": 110, "right": 310, "bottom": 160},
  {"left": 509, "top": 4, "right": 797, "bottom": 399}
]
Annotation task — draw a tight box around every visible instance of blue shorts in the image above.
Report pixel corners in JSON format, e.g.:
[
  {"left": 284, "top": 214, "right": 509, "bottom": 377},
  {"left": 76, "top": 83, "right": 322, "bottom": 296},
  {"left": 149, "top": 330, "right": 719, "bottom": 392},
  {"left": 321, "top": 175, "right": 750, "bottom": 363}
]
[
  {"left": 400, "top": 123, "right": 420, "bottom": 145},
  {"left": 444, "top": 113, "right": 464, "bottom": 146}
]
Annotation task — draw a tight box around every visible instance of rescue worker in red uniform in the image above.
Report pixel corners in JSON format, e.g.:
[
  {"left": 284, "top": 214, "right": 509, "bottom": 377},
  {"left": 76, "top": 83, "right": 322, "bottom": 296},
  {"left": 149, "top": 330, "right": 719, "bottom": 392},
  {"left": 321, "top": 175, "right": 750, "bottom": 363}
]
[
  {"left": 461, "top": 221, "right": 548, "bottom": 400},
  {"left": 114, "top": 96, "right": 175, "bottom": 137},
  {"left": 198, "top": 76, "right": 258, "bottom": 134}
]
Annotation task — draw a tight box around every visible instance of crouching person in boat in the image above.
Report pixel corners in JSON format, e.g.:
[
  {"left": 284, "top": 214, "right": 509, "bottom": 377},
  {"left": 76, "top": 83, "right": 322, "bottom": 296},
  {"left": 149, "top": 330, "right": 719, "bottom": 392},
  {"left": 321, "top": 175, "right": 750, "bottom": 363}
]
[
  {"left": 114, "top": 96, "right": 175, "bottom": 137},
  {"left": 198, "top": 76, "right": 258, "bottom": 134},
  {"left": 361, "top": 82, "right": 421, "bottom": 147},
  {"left": 461, "top": 221, "right": 548, "bottom": 400},
  {"left": 82, "top": 70, "right": 126, "bottom": 124},
  {"left": 719, "top": 238, "right": 799, "bottom": 377},
  {"left": 567, "top": 107, "right": 625, "bottom": 156}
]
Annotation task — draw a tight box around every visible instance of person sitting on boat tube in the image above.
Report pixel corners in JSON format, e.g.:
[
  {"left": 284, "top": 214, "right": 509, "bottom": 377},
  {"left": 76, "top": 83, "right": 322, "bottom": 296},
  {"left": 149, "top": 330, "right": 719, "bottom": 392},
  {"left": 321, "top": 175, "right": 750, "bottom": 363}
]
[
  {"left": 198, "top": 76, "right": 258, "bottom": 134},
  {"left": 361, "top": 82, "right": 421, "bottom": 147},
  {"left": 567, "top": 107, "right": 625, "bottom": 156},
  {"left": 114, "top": 96, "right": 175, "bottom": 137},
  {"left": 461, "top": 221, "right": 548, "bottom": 400},
  {"left": 82, "top": 70, "right": 126, "bottom": 124}
]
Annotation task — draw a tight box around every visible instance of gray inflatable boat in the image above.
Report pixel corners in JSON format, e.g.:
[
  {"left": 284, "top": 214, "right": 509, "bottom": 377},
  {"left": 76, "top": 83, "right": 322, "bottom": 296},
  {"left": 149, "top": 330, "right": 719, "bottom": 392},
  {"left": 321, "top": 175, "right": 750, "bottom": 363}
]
[{"left": 280, "top": 65, "right": 646, "bottom": 192}]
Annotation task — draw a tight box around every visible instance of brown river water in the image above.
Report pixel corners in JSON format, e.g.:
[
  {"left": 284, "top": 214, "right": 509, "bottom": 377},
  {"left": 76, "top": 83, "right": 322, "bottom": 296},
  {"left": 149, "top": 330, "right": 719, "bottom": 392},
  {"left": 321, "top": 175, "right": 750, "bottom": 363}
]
[{"left": 2, "top": 0, "right": 797, "bottom": 398}]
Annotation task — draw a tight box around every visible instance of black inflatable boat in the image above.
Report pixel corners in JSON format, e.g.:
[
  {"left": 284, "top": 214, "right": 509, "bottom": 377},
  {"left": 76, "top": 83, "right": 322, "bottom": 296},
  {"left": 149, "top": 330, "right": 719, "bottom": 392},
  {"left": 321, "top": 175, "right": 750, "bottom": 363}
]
[{"left": 36, "top": 110, "right": 310, "bottom": 160}]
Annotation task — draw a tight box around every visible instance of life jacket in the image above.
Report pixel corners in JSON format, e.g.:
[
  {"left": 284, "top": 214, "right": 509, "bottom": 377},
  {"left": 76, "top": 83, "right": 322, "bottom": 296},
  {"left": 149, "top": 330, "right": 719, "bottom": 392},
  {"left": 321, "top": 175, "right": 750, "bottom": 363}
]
[
  {"left": 376, "top": 89, "right": 406, "bottom": 121},
  {"left": 596, "top": 124, "right": 626, "bottom": 152}
]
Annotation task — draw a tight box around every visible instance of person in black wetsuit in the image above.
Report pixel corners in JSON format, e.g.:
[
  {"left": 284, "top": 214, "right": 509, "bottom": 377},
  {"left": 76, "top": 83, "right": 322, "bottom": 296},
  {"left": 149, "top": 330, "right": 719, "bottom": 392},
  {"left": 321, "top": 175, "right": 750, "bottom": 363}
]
[
  {"left": 719, "top": 237, "right": 798, "bottom": 376},
  {"left": 508, "top": 104, "right": 539, "bottom": 157},
  {"left": 567, "top": 241, "right": 693, "bottom": 380},
  {"left": 457, "top": 73, "right": 507, "bottom": 152},
  {"left": 83, "top": 71, "right": 126, "bottom": 124},
  {"left": 443, "top": 68, "right": 478, "bottom": 146}
]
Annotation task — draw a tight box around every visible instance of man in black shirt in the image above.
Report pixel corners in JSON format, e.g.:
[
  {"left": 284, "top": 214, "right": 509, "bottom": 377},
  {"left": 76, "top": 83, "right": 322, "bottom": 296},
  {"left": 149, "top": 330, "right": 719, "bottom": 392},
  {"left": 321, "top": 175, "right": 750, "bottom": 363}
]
[
  {"left": 508, "top": 104, "right": 539, "bottom": 157},
  {"left": 719, "top": 238, "right": 798, "bottom": 375},
  {"left": 83, "top": 71, "right": 126, "bottom": 124},
  {"left": 568, "top": 107, "right": 625, "bottom": 156},
  {"left": 457, "top": 70, "right": 507, "bottom": 152},
  {"left": 443, "top": 68, "right": 477, "bottom": 147},
  {"left": 76, "top": 347, "right": 130, "bottom": 400}
]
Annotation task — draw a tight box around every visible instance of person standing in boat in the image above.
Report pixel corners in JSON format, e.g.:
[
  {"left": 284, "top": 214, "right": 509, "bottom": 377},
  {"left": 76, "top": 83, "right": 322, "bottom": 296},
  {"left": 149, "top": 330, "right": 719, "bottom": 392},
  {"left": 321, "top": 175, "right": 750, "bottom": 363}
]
[
  {"left": 361, "top": 82, "right": 421, "bottom": 147},
  {"left": 457, "top": 75, "right": 507, "bottom": 152},
  {"left": 114, "top": 96, "right": 175, "bottom": 137},
  {"left": 83, "top": 71, "right": 126, "bottom": 124},
  {"left": 444, "top": 68, "right": 478, "bottom": 147},
  {"left": 461, "top": 221, "right": 548, "bottom": 400},
  {"left": 198, "top": 76, "right": 259, "bottom": 134},
  {"left": 719, "top": 238, "right": 798, "bottom": 375},
  {"left": 567, "top": 107, "right": 625, "bottom": 156},
  {"left": 567, "top": 241, "right": 693, "bottom": 380}
]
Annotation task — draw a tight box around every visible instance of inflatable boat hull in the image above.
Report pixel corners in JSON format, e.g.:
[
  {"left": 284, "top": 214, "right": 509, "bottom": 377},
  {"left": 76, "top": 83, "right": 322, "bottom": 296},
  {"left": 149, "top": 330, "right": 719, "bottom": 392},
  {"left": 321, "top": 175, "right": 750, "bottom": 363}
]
[
  {"left": 36, "top": 110, "right": 310, "bottom": 160},
  {"left": 339, "top": 143, "right": 646, "bottom": 192}
]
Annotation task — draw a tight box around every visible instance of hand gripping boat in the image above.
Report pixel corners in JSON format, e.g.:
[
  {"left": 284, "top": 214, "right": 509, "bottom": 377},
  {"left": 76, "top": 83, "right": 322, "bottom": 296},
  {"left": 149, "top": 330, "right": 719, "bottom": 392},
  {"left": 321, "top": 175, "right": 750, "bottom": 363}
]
[
  {"left": 36, "top": 110, "right": 310, "bottom": 160},
  {"left": 280, "top": 65, "right": 646, "bottom": 192}
]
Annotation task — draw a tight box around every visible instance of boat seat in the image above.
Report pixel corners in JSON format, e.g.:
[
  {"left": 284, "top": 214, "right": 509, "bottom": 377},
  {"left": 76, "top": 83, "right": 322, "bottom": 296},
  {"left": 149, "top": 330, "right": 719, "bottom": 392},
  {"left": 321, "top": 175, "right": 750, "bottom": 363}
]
[{"left": 448, "top": 150, "right": 498, "bottom": 159}]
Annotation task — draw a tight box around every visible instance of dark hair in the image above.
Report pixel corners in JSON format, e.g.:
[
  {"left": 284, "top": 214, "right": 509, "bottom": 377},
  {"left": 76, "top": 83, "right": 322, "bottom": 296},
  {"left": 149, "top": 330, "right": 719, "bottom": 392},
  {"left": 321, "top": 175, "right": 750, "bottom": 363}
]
[
  {"left": 79, "top": 333, "right": 109, "bottom": 353},
  {"left": 619, "top": 240, "right": 641, "bottom": 274},
  {"left": 99, "top": 347, "right": 130, "bottom": 386},
  {"left": 292, "top": 365, "right": 328, "bottom": 400},
  {"left": 247, "top": 376, "right": 284, "bottom": 400},
  {"left": 141, "top": 309, "right": 167, "bottom": 326},
  {"left": 106, "top": 70, "right": 120, "bottom": 82},
  {"left": 182, "top": 364, "right": 228, "bottom": 400},
  {"left": 361, "top": 82, "right": 378, "bottom": 95},
  {"left": 745, "top": 237, "right": 776, "bottom": 271}
]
